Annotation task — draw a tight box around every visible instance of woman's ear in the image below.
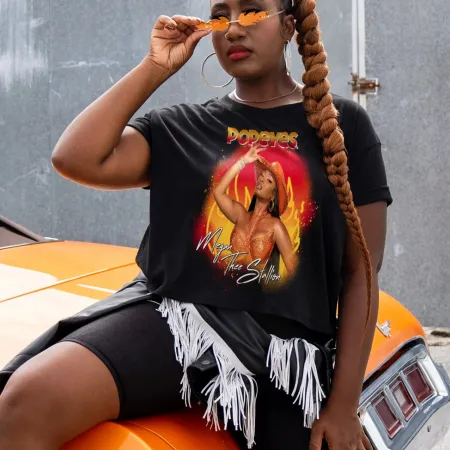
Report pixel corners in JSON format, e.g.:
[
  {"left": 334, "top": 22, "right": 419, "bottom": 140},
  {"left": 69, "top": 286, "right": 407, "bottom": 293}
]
[{"left": 281, "top": 14, "right": 296, "bottom": 41}]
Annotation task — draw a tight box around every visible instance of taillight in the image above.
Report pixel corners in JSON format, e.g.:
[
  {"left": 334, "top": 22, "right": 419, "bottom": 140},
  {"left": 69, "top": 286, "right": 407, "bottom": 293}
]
[
  {"left": 373, "top": 393, "right": 403, "bottom": 438},
  {"left": 390, "top": 378, "right": 416, "bottom": 420},
  {"left": 404, "top": 364, "right": 433, "bottom": 403}
]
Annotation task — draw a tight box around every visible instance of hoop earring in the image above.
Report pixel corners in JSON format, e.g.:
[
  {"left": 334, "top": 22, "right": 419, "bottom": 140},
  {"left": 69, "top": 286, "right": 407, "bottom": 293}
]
[
  {"left": 201, "top": 52, "right": 234, "bottom": 88},
  {"left": 269, "top": 200, "right": 275, "bottom": 213},
  {"left": 284, "top": 41, "right": 292, "bottom": 76}
]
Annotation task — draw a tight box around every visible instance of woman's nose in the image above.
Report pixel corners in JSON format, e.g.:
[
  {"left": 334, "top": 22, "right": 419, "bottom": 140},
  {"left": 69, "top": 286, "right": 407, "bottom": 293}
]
[{"left": 225, "top": 20, "right": 246, "bottom": 41}]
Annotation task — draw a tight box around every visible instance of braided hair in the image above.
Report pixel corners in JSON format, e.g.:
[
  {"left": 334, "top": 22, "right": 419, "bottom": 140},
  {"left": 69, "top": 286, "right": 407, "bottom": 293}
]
[{"left": 283, "top": 0, "right": 373, "bottom": 329}]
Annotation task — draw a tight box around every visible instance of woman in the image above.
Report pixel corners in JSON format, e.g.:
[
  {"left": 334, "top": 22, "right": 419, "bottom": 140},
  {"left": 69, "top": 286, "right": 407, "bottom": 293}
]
[
  {"left": 213, "top": 145, "right": 298, "bottom": 278},
  {"left": 0, "top": 0, "right": 392, "bottom": 449}
]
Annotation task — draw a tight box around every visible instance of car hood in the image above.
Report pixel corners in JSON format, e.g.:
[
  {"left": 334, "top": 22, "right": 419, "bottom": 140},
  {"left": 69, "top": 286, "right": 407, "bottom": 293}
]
[
  {"left": 0, "top": 241, "right": 141, "bottom": 368},
  {"left": 0, "top": 240, "right": 139, "bottom": 300}
]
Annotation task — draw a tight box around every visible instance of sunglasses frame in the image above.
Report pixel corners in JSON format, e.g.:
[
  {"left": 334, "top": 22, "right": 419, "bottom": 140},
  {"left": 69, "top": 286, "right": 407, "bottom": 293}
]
[{"left": 195, "top": 9, "right": 286, "bottom": 32}]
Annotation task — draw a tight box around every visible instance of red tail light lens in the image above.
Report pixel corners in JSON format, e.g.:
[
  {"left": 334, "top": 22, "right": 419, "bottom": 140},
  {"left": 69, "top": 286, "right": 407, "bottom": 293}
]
[
  {"left": 373, "top": 394, "right": 403, "bottom": 438},
  {"left": 390, "top": 378, "right": 416, "bottom": 420},
  {"left": 404, "top": 364, "right": 433, "bottom": 403}
]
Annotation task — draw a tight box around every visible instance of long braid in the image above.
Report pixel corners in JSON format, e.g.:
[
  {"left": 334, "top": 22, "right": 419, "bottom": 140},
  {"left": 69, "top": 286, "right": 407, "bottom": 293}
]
[{"left": 293, "top": 0, "right": 373, "bottom": 330}]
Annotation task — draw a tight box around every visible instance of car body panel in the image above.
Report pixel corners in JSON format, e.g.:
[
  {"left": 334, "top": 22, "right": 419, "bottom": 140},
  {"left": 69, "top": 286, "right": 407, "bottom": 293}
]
[
  {"left": 62, "top": 408, "right": 239, "bottom": 450},
  {"left": 365, "top": 291, "right": 426, "bottom": 376},
  {"left": 0, "top": 240, "right": 137, "bottom": 301},
  {"left": 62, "top": 421, "right": 174, "bottom": 450}
]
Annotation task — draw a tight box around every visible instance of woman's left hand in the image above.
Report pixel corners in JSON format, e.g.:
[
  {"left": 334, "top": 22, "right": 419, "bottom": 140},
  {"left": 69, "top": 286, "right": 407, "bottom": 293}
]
[
  {"left": 242, "top": 143, "right": 265, "bottom": 165},
  {"left": 309, "top": 402, "right": 373, "bottom": 450}
]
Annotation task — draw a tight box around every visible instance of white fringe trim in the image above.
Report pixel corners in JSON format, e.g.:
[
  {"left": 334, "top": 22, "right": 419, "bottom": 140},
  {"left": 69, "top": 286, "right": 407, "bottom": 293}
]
[
  {"left": 157, "top": 298, "right": 257, "bottom": 448},
  {"left": 266, "top": 335, "right": 326, "bottom": 428}
]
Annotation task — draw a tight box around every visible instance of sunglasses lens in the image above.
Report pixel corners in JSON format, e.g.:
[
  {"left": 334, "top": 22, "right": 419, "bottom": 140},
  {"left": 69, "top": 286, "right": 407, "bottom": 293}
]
[
  {"left": 196, "top": 22, "right": 214, "bottom": 31},
  {"left": 213, "top": 17, "right": 229, "bottom": 31},
  {"left": 239, "top": 11, "right": 270, "bottom": 27},
  {"left": 196, "top": 17, "right": 229, "bottom": 31},
  {"left": 213, "top": 17, "right": 230, "bottom": 31}
]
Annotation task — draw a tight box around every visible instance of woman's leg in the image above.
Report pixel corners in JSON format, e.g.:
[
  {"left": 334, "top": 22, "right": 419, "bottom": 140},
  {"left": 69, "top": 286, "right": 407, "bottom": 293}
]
[
  {"left": 0, "top": 341, "right": 120, "bottom": 450},
  {"left": 0, "top": 300, "right": 185, "bottom": 450}
]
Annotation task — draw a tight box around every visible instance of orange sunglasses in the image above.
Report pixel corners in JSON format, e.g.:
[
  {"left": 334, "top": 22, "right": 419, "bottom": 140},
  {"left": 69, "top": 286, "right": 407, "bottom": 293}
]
[{"left": 195, "top": 9, "right": 285, "bottom": 32}]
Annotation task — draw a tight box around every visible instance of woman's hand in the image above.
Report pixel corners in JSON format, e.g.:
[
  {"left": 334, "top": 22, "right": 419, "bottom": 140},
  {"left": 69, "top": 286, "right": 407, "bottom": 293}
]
[
  {"left": 147, "top": 15, "right": 211, "bottom": 76},
  {"left": 242, "top": 144, "right": 265, "bottom": 165},
  {"left": 309, "top": 402, "right": 373, "bottom": 450}
]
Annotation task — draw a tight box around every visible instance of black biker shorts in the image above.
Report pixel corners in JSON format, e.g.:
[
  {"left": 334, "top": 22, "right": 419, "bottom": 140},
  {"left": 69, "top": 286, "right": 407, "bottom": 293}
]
[{"left": 61, "top": 288, "right": 329, "bottom": 450}]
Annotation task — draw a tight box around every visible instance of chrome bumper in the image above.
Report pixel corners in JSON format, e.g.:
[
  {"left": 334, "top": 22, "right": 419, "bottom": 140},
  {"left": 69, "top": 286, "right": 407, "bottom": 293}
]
[{"left": 358, "top": 343, "right": 450, "bottom": 450}]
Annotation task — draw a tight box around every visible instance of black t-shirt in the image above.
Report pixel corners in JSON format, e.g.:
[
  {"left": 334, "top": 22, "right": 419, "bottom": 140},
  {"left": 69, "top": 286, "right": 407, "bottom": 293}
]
[{"left": 127, "top": 94, "right": 392, "bottom": 339}]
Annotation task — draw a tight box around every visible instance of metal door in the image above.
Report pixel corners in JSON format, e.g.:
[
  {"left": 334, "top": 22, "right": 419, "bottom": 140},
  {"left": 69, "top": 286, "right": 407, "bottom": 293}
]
[{"left": 361, "top": 0, "right": 450, "bottom": 326}]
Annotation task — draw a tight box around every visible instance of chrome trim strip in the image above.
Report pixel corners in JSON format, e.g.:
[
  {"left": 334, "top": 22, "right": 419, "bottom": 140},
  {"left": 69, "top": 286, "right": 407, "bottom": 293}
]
[
  {"left": 383, "top": 386, "right": 407, "bottom": 427},
  {"left": 363, "top": 336, "right": 427, "bottom": 382},
  {"left": 399, "top": 371, "right": 420, "bottom": 409},
  {"left": 420, "top": 355, "right": 448, "bottom": 396},
  {"left": 0, "top": 239, "right": 61, "bottom": 251},
  {"left": 76, "top": 284, "right": 116, "bottom": 294},
  {"left": 362, "top": 411, "right": 390, "bottom": 450}
]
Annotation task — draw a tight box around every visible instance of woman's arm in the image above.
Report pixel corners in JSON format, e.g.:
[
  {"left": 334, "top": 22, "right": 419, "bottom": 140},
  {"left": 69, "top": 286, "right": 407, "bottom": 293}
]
[
  {"left": 273, "top": 220, "right": 298, "bottom": 275},
  {"left": 308, "top": 201, "right": 387, "bottom": 450},
  {"left": 51, "top": 15, "right": 210, "bottom": 190},
  {"left": 327, "top": 201, "right": 387, "bottom": 410},
  {"left": 213, "top": 146, "right": 264, "bottom": 224},
  {"left": 52, "top": 59, "right": 167, "bottom": 190}
]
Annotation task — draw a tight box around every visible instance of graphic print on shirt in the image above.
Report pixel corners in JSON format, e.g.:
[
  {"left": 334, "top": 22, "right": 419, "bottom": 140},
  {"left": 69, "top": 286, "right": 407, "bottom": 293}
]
[{"left": 194, "top": 127, "right": 317, "bottom": 289}]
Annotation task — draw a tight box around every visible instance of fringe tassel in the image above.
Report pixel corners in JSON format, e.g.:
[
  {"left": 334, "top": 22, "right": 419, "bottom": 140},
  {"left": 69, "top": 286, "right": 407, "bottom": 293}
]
[
  {"left": 266, "top": 336, "right": 326, "bottom": 428},
  {"left": 158, "top": 298, "right": 214, "bottom": 406},
  {"left": 157, "top": 298, "right": 257, "bottom": 448},
  {"left": 202, "top": 345, "right": 258, "bottom": 448}
]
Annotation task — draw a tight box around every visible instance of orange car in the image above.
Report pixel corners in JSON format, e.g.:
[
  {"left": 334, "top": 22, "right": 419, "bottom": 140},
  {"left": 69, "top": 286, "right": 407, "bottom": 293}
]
[{"left": 1, "top": 215, "right": 449, "bottom": 450}]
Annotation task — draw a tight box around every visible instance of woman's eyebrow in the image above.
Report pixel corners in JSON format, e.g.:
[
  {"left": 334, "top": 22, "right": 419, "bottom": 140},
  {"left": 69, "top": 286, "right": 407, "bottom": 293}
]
[
  {"left": 240, "top": 0, "right": 266, "bottom": 6},
  {"left": 211, "top": 0, "right": 266, "bottom": 12},
  {"left": 211, "top": 2, "right": 228, "bottom": 11}
]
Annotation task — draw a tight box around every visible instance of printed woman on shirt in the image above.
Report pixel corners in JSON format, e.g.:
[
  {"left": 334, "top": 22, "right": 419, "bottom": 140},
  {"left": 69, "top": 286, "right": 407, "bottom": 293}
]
[{"left": 213, "top": 144, "right": 298, "bottom": 279}]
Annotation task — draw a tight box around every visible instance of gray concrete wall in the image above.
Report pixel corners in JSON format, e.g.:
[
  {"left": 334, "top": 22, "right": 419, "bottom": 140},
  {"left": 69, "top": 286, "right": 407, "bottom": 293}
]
[
  {"left": 1, "top": 0, "right": 351, "bottom": 247},
  {"left": 365, "top": 0, "right": 450, "bottom": 326},
  {"left": 5, "top": 0, "right": 443, "bottom": 326}
]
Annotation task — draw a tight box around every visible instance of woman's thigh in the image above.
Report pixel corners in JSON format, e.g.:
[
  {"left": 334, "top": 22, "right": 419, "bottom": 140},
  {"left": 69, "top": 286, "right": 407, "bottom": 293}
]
[
  {"left": 61, "top": 300, "right": 185, "bottom": 420},
  {"left": 0, "top": 340, "right": 122, "bottom": 447}
]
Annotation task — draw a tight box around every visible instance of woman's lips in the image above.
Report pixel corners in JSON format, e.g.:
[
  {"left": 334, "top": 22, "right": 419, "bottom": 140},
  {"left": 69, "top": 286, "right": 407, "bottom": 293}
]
[
  {"left": 256, "top": 183, "right": 262, "bottom": 190},
  {"left": 228, "top": 51, "right": 252, "bottom": 61}
]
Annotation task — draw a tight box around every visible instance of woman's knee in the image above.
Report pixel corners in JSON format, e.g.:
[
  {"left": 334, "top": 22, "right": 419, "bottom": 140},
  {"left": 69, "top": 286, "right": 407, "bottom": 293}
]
[
  {"left": 0, "top": 369, "right": 44, "bottom": 431},
  {"left": 0, "top": 341, "right": 121, "bottom": 444}
]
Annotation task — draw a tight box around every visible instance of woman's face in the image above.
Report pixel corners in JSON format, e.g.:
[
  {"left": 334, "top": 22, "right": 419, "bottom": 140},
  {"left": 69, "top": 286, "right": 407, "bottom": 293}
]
[
  {"left": 209, "top": 0, "right": 294, "bottom": 80},
  {"left": 256, "top": 169, "right": 276, "bottom": 201}
]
